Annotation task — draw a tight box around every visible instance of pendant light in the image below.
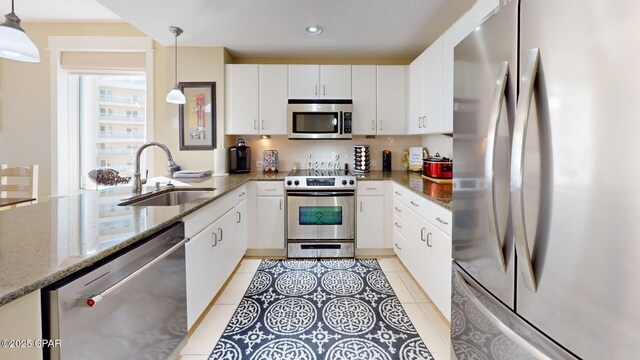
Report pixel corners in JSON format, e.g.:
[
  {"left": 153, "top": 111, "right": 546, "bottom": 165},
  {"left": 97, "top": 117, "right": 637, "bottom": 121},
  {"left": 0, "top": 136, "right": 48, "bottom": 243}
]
[
  {"left": 166, "top": 26, "right": 185, "bottom": 104},
  {"left": 0, "top": 0, "right": 40, "bottom": 62}
]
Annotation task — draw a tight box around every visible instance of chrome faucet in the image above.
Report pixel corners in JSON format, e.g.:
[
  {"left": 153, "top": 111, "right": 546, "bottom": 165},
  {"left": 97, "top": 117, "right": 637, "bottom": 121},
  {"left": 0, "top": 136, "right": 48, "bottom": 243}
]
[{"left": 132, "top": 142, "right": 181, "bottom": 195}]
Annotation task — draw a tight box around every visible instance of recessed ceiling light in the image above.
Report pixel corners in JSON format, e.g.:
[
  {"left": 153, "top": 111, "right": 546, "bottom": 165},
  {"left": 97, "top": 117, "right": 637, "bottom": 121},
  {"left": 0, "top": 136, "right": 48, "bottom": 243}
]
[{"left": 305, "top": 25, "right": 323, "bottom": 35}]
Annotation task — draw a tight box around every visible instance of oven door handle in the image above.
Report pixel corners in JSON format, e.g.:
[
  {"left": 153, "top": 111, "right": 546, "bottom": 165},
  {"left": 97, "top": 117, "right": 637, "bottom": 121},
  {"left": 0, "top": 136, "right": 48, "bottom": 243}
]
[{"left": 287, "top": 191, "right": 354, "bottom": 197}]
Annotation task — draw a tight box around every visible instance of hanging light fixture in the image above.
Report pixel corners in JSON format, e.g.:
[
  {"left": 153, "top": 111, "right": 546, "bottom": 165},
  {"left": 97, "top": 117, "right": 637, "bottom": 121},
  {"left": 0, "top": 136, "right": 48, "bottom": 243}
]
[
  {"left": 0, "top": 0, "right": 40, "bottom": 62},
  {"left": 166, "top": 26, "right": 185, "bottom": 104}
]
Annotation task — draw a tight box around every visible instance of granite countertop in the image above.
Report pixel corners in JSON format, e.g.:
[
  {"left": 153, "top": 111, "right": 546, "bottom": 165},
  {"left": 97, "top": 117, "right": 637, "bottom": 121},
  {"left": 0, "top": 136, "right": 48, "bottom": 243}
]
[
  {"left": 355, "top": 171, "right": 452, "bottom": 210},
  {"left": 0, "top": 172, "right": 286, "bottom": 307},
  {"left": 0, "top": 170, "right": 449, "bottom": 307}
]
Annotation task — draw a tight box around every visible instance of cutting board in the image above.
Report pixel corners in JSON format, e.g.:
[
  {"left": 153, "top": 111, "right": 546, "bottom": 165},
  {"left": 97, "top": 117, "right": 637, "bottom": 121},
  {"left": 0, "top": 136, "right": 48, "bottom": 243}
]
[{"left": 421, "top": 175, "right": 453, "bottom": 184}]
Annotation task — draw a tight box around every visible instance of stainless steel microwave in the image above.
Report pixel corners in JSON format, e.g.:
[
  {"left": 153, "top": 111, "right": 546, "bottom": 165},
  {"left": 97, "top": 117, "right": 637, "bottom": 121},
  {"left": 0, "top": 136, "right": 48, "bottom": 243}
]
[{"left": 288, "top": 99, "right": 353, "bottom": 140}]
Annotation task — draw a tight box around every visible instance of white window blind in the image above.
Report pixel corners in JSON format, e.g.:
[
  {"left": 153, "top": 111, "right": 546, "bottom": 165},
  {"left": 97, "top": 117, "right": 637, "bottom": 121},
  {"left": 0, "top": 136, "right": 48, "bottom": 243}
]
[{"left": 60, "top": 51, "right": 146, "bottom": 71}]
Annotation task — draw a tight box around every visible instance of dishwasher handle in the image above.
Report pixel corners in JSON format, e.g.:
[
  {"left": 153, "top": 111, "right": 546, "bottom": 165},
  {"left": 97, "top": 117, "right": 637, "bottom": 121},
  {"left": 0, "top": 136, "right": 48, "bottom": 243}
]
[{"left": 77, "top": 237, "right": 188, "bottom": 308}]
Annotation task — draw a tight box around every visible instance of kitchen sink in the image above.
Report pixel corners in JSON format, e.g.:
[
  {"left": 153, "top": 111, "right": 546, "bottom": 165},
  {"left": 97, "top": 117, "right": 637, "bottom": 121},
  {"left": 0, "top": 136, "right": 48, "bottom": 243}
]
[{"left": 119, "top": 188, "right": 215, "bottom": 207}]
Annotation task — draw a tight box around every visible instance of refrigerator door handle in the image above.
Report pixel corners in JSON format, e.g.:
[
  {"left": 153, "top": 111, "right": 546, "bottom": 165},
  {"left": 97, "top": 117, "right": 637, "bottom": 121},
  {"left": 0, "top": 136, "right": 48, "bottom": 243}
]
[
  {"left": 485, "top": 61, "right": 514, "bottom": 273},
  {"left": 511, "top": 48, "right": 541, "bottom": 292}
]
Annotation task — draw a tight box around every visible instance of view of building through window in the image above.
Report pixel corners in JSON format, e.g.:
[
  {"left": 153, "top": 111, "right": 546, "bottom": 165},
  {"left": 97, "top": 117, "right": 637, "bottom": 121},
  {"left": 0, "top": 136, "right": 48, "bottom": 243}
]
[{"left": 76, "top": 74, "right": 146, "bottom": 189}]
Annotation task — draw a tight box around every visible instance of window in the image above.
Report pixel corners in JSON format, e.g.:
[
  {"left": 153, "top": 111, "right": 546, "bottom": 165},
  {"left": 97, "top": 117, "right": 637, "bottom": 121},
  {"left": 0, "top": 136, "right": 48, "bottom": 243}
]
[{"left": 76, "top": 74, "right": 147, "bottom": 188}]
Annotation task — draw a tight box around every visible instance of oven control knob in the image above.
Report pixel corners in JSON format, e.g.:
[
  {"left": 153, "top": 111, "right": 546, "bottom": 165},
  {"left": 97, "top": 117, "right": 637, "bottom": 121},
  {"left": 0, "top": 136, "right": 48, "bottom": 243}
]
[
  {"left": 294, "top": 180, "right": 300, "bottom": 186},
  {"left": 342, "top": 180, "right": 347, "bottom": 185},
  {"left": 287, "top": 180, "right": 292, "bottom": 186},
  {"left": 349, "top": 180, "right": 355, "bottom": 185}
]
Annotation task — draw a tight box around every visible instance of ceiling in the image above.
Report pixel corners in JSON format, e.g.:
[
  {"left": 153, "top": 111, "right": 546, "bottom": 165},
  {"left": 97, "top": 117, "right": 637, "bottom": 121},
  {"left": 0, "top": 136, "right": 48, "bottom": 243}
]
[{"left": 10, "top": 0, "right": 474, "bottom": 58}]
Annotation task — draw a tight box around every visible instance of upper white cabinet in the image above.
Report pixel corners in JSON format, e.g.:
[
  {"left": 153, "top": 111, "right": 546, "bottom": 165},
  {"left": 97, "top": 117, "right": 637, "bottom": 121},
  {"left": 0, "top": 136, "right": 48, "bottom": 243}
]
[
  {"left": 377, "top": 66, "right": 407, "bottom": 135},
  {"left": 352, "top": 65, "right": 406, "bottom": 135},
  {"left": 408, "top": 36, "right": 443, "bottom": 134},
  {"left": 288, "top": 65, "right": 351, "bottom": 99},
  {"left": 225, "top": 64, "right": 288, "bottom": 135}
]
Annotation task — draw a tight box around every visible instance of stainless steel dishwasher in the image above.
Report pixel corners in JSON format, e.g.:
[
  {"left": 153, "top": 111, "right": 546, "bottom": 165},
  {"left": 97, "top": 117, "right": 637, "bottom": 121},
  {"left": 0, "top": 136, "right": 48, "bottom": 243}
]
[{"left": 44, "top": 221, "right": 188, "bottom": 360}]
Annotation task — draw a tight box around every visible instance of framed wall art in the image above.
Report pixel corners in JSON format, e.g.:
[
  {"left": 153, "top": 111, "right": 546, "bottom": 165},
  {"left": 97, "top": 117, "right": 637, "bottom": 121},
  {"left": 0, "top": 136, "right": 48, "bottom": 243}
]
[{"left": 178, "top": 82, "right": 216, "bottom": 150}]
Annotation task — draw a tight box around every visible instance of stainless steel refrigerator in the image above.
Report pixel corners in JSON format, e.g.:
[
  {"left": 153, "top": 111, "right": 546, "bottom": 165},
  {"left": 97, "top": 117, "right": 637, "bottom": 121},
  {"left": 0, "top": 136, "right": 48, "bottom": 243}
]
[{"left": 452, "top": 0, "right": 640, "bottom": 358}]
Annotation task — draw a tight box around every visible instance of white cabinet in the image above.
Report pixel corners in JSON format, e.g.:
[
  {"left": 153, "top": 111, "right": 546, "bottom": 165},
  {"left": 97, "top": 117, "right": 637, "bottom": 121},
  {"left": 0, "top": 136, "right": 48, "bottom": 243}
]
[
  {"left": 352, "top": 65, "right": 377, "bottom": 135},
  {"left": 392, "top": 183, "right": 452, "bottom": 320},
  {"left": 408, "top": 37, "right": 444, "bottom": 134},
  {"left": 357, "top": 181, "right": 385, "bottom": 249},
  {"left": 288, "top": 65, "right": 351, "bottom": 99},
  {"left": 351, "top": 65, "right": 407, "bottom": 135},
  {"left": 254, "top": 181, "right": 285, "bottom": 249},
  {"left": 0, "top": 291, "right": 42, "bottom": 360},
  {"left": 184, "top": 186, "right": 248, "bottom": 329},
  {"left": 377, "top": 65, "right": 407, "bottom": 135},
  {"left": 225, "top": 64, "right": 287, "bottom": 135}
]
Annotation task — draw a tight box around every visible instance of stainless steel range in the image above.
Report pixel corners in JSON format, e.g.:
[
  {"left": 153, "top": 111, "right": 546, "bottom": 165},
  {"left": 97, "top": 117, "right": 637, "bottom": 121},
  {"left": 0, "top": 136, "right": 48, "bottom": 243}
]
[{"left": 285, "top": 169, "right": 356, "bottom": 258}]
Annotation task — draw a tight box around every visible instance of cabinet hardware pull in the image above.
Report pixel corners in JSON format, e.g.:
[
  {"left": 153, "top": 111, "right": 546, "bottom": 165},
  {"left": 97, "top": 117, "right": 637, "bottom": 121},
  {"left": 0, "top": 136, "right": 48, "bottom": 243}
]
[
  {"left": 218, "top": 228, "right": 223, "bottom": 242},
  {"left": 394, "top": 206, "right": 402, "bottom": 212},
  {"left": 360, "top": 201, "right": 363, "bottom": 212},
  {"left": 436, "top": 217, "right": 448, "bottom": 225},
  {"left": 418, "top": 116, "right": 423, "bottom": 129},
  {"left": 261, "top": 119, "right": 265, "bottom": 130},
  {"left": 427, "top": 232, "right": 432, "bottom": 247},
  {"left": 254, "top": 119, "right": 257, "bottom": 130},
  {"left": 420, "top": 227, "right": 426, "bottom": 241},
  {"left": 239, "top": 192, "right": 245, "bottom": 197},
  {"left": 212, "top": 232, "right": 217, "bottom": 247},
  {"left": 315, "top": 85, "right": 318, "bottom": 96},
  {"left": 237, "top": 211, "right": 241, "bottom": 223},
  {"left": 379, "top": 120, "right": 383, "bottom": 131},
  {"left": 365, "top": 187, "right": 377, "bottom": 190},
  {"left": 279, "top": 199, "right": 283, "bottom": 210},
  {"left": 410, "top": 201, "right": 419, "bottom": 207},
  {"left": 323, "top": 84, "right": 326, "bottom": 96},
  {"left": 372, "top": 120, "right": 375, "bottom": 130},
  {"left": 394, "top": 243, "right": 402, "bottom": 250},
  {"left": 394, "top": 191, "right": 402, "bottom": 196},
  {"left": 394, "top": 222, "right": 402, "bottom": 228},
  {"left": 265, "top": 188, "right": 276, "bottom": 191}
]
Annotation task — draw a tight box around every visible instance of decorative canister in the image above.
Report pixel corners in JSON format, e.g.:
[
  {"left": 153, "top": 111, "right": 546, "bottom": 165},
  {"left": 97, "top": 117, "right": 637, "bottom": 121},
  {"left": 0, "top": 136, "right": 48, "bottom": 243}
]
[
  {"left": 353, "top": 145, "right": 370, "bottom": 173},
  {"left": 262, "top": 150, "right": 279, "bottom": 173}
]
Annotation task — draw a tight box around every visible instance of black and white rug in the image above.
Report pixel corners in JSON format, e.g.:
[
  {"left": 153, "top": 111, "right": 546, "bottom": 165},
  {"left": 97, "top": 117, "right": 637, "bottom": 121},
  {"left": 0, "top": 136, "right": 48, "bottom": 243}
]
[{"left": 209, "top": 258, "right": 434, "bottom": 360}]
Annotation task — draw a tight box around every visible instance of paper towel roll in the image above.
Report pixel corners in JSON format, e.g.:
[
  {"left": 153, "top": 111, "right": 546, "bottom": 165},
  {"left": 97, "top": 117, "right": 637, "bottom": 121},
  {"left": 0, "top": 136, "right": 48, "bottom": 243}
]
[{"left": 213, "top": 148, "right": 228, "bottom": 177}]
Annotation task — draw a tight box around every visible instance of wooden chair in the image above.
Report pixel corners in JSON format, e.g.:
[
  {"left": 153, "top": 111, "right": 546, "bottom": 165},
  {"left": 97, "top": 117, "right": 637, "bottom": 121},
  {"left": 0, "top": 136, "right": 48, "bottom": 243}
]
[{"left": 0, "top": 164, "right": 38, "bottom": 208}]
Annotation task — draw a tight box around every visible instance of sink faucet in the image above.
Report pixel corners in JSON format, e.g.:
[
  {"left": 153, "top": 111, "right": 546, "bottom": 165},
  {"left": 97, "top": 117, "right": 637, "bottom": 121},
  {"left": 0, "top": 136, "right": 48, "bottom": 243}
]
[{"left": 132, "top": 142, "right": 180, "bottom": 195}]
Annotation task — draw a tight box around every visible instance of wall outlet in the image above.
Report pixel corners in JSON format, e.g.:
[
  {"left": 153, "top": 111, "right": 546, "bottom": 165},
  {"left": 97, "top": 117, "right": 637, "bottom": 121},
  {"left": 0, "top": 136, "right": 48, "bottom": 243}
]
[
  {"left": 256, "top": 161, "right": 263, "bottom": 167},
  {"left": 370, "top": 160, "right": 378, "bottom": 167}
]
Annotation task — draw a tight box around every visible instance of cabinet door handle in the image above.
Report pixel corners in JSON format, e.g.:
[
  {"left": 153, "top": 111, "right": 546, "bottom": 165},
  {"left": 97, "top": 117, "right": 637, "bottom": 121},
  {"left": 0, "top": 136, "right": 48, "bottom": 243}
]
[
  {"left": 427, "top": 232, "right": 433, "bottom": 247},
  {"left": 253, "top": 119, "right": 257, "bottom": 130},
  {"left": 265, "top": 188, "right": 277, "bottom": 191},
  {"left": 420, "top": 227, "right": 426, "bottom": 241},
  {"left": 394, "top": 222, "right": 402, "bottom": 229},
  {"left": 218, "top": 228, "right": 223, "bottom": 242},
  {"left": 394, "top": 243, "right": 402, "bottom": 250},
  {"left": 315, "top": 84, "right": 318, "bottom": 96},
  {"left": 436, "top": 217, "right": 448, "bottom": 225},
  {"left": 418, "top": 116, "right": 423, "bottom": 129},
  {"left": 360, "top": 201, "right": 363, "bottom": 212},
  {"left": 212, "top": 232, "right": 218, "bottom": 247},
  {"left": 239, "top": 192, "right": 245, "bottom": 197},
  {"left": 323, "top": 84, "right": 326, "bottom": 96},
  {"left": 394, "top": 206, "right": 402, "bottom": 213},
  {"left": 410, "top": 201, "right": 419, "bottom": 207},
  {"left": 394, "top": 191, "right": 402, "bottom": 196},
  {"left": 237, "top": 211, "right": 241, "bottom": 223},
  {"left": 379, "top": 120, "right": 383, "bottom": 131},
  {"left": 372, "top": 119, "right": 375, "bottom": 131},
  {"left": 261, "top": 119, "right": 265, "bottom": 130},
  {"left": 279, "top": 199, "right": 283, "bottom": 210},
  {"left": 365, "top": 187, "right": 377, "bottom": 190}
]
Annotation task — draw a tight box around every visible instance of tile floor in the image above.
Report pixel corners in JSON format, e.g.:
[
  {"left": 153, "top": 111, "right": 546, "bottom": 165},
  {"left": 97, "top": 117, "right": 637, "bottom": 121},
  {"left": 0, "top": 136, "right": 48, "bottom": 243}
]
[{"left": 180, "top": 256, "right": 451, "bottom": 360}]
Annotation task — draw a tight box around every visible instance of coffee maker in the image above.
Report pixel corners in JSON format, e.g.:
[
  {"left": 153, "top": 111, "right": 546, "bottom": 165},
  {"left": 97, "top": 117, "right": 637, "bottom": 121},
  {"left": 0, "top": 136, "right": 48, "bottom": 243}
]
[{"left": 229, "top": 138, "right": 251, "bottom": 173}]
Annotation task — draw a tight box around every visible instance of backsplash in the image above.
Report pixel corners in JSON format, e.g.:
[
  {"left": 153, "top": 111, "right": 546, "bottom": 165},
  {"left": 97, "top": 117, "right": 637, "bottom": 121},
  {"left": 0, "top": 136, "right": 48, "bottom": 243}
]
[{"left": 225, "top": 135, "right": 423, "bottom": 171}]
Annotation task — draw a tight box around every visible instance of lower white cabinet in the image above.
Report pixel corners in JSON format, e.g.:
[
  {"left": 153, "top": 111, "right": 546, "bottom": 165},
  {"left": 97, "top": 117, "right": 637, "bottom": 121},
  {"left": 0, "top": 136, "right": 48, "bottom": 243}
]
[
  {"left": 184, "top": 188, "right": 248, "bottom": 329},
  {"left": 256, "top": 196, "right": 285, "bottom": 249},
  {"left": 392, "top": 185, "right": 452, "bottom": 321},
  {"left": 357, "top": 195, "right": 385, "bottom": 248},
  {"left": 0, "top": 291, "right": 42, "bottom": 360}
]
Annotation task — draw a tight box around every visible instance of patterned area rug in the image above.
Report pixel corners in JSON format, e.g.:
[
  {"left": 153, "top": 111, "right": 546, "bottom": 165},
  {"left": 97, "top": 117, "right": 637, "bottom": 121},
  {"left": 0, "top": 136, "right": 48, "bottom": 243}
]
[{"left": 209, "top": 258, "right": 434, "bottom": 360}]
